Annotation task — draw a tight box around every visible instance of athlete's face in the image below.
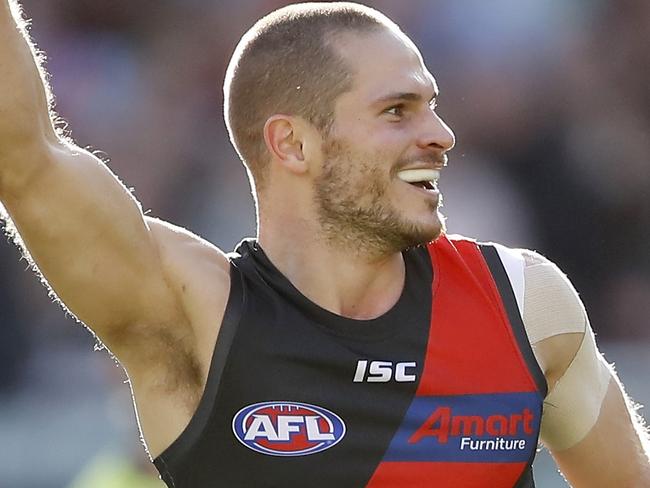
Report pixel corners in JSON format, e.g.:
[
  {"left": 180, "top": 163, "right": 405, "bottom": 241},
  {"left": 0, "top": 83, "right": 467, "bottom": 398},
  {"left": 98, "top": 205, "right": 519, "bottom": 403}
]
[{"left": 313, "top": 29, "right": 455, "bottom": 255}]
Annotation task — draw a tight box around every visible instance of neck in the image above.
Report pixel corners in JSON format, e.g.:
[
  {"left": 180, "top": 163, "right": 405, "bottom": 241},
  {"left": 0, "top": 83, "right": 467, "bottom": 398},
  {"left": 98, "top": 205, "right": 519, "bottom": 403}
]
[{"left": 257, "top": 208, "right": 405, "bottom": 320}]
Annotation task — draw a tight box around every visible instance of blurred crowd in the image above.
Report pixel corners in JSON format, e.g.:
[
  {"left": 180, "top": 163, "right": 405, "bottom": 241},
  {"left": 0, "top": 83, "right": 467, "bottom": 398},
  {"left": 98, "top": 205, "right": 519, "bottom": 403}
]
[{"left": 0, "top": 0, "right": 648, "bottom": 486}]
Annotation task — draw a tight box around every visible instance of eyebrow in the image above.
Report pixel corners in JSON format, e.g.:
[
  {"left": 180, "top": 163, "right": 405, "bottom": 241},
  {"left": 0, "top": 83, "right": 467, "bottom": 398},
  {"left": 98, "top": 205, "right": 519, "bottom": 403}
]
[{"left": 373, "top": 90, "right": 439, "bottom": 106}]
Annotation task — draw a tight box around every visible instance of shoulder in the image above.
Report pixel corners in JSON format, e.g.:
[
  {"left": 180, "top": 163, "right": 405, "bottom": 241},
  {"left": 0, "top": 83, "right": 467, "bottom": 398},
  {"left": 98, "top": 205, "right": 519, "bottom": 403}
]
[
  {"left": 499, "top": 245, "right": 589, "bottom": 387},
  {"left": 471, "top": 242, "right": 586, "bottom": 342},
  {"left": 515, "top": 247, "right": 586, "bottom": 342},
  {"left": 146, "top": 215, "right": 231, "bottom": 307},
  {"left": 146, "top": 217, "right": 232, "bottom": 361},
  {"left": 147, "top": 217, "right": 231, "bottom": 286}
]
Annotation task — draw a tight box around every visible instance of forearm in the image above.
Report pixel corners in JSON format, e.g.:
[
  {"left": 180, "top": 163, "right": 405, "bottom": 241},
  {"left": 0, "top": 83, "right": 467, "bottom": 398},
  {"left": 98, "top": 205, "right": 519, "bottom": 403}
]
[{"left": 0, "top": 0, "right": 57, "bottom": 160}]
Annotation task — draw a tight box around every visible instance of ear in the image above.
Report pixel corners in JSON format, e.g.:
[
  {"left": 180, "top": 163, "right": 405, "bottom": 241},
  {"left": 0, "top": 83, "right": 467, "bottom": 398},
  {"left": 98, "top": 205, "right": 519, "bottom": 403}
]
[{"left": 263, "top": 115, "right": 307, "bottom": 174}]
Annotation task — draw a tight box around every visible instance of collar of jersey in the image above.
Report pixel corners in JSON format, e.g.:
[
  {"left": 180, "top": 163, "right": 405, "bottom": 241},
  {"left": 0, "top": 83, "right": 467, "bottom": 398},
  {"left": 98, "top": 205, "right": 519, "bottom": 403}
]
[{"left": 234, "top": 238, "right": 426, "bottom": 342}]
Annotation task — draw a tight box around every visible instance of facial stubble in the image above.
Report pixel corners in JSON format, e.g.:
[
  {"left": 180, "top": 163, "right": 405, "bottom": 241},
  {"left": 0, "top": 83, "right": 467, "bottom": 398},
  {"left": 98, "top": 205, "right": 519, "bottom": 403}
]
[{"left": 313, "top": 137, "right": 444, "bottom": 256}]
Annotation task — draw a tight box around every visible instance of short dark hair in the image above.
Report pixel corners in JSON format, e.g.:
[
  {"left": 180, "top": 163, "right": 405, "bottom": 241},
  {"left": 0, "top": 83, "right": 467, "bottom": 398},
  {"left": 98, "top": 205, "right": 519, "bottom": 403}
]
[{"left": 224, "top": 2, "right": 396, "bottom": 191}]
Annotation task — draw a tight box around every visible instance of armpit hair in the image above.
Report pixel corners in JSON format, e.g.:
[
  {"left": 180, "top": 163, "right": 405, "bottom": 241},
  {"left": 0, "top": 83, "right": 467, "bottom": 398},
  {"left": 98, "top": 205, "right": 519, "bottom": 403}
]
[{"left": 112, "top": 322, "right": 204, "bottom": 406}]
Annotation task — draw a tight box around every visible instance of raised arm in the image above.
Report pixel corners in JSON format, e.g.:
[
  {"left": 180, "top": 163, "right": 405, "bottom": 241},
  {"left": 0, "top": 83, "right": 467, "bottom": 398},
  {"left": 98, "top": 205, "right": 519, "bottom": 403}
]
[{"left": 0, "top": 1, "right": 203, "bottom": 358}]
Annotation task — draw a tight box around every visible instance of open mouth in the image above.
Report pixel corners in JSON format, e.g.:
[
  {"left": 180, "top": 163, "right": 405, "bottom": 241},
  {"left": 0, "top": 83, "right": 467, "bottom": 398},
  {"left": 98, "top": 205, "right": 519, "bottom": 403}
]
[
  {"left": 397, "top": 169, "right": 439, "bottom": 191},
  {"left": 408, "top": 180, "right": 435, "bottom": 190}
]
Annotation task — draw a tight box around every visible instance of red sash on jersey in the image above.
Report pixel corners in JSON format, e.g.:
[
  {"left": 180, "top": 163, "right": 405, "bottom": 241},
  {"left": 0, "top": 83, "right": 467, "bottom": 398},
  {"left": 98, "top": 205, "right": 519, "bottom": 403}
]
[{"left": 366, "top": 235, "right": 544, "bottom": 488}]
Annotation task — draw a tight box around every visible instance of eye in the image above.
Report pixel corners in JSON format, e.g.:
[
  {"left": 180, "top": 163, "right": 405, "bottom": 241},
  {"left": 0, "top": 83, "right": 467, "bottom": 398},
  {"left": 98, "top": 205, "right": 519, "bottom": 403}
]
[{"left": 384, "top": 104, "right": 405, "bottom": 117}]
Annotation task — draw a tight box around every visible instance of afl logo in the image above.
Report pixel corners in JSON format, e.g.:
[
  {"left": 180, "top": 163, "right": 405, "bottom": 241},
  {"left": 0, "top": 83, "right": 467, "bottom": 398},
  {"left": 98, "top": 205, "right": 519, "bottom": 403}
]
[{"left": 232, "top": 401, "right": 346, "bottom": 456}]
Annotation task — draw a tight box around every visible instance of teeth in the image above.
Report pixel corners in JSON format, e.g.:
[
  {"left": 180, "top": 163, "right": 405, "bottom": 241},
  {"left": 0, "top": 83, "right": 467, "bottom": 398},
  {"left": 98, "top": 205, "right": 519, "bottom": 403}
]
[{"left": 397, "top": 169, "right": 440, "bottom": 184}]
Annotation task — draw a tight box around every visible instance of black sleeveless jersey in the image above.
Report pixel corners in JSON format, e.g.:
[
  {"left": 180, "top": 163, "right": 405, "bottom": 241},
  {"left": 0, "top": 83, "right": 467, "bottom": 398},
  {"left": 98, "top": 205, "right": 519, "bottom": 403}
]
[{"left": 153, "top": 236, "right": 547, "bottom": 487}]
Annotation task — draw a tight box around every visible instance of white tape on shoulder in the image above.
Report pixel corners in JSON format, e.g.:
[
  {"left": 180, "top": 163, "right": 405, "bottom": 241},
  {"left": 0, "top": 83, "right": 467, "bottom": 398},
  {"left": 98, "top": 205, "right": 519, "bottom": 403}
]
[
  {"left": 540, "top": 325, "right": 611, "bottom": 451},
  {"left": 522, "top": 252, "right": 586, "bottom": 345}
]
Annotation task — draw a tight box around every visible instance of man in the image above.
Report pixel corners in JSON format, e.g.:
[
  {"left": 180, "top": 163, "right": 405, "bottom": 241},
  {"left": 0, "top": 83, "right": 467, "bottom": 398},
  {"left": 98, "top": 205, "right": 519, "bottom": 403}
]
[{"left": 1, "top": 1, "right": 648, "bottom": 487}]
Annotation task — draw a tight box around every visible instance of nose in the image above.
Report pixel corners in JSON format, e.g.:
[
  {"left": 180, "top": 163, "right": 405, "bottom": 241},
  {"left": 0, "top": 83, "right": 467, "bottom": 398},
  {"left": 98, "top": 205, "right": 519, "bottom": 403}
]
[{"left": 416, "top": 111, "right": 455, "bottom": 153}]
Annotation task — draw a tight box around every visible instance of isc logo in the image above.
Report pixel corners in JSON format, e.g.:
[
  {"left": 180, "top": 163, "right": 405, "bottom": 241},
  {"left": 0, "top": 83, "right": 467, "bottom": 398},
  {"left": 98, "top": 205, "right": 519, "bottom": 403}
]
[
  {"left": 232, "top": 401, "right": 346, "bottom": 456},
  {"left": 353, "top": 360, "right": 417, "bottom": 383}
]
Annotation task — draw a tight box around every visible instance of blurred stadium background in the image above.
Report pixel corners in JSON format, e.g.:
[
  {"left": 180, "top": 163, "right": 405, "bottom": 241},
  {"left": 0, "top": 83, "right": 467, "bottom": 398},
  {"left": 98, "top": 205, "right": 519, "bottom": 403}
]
[{"left": 0, "top": 0, "right": 649, "bottom": 486}]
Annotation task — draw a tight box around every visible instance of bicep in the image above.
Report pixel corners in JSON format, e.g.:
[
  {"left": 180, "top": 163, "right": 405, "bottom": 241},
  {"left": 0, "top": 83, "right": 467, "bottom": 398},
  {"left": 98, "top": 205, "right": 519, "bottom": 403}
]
[{"left": 1, "top": 140, "right": 185, "bottom": 343}]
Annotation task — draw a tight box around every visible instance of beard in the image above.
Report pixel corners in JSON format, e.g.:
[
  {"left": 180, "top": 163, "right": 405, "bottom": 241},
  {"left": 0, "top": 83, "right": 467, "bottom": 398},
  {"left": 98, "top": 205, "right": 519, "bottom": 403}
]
[{"left": 313, "top": 136, "right": 445, "bottom": 256}]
